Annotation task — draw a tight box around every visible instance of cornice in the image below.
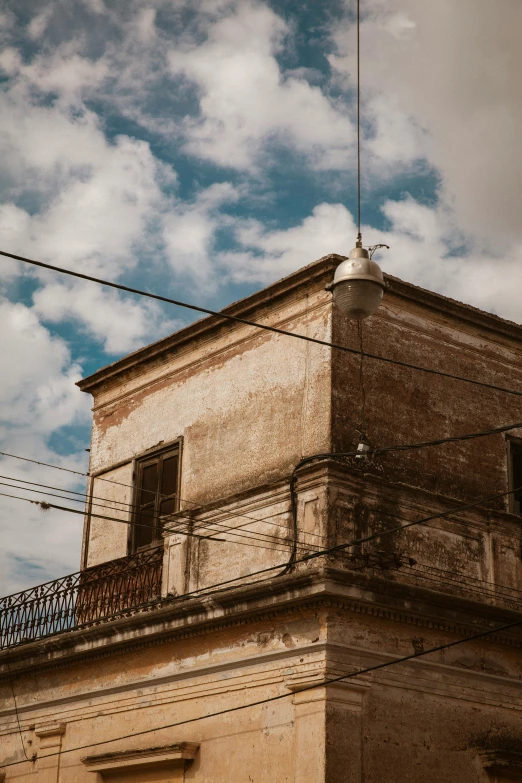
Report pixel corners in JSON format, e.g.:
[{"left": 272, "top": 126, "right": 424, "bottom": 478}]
[
  {"left": 77, "top": 254, "right": 342, "bottom": 396},
  {"left": 385, "top": 274, "right": 522, "bottom": 342},
  {"left": 2, "top": 567, "right": 522, "bottom": 683},
  {"left": 78, "top": 257, "right": 522, "bottom": 398}
]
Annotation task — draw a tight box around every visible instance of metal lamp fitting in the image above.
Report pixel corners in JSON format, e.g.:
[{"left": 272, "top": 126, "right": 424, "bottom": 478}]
[{"left": 327, "top": 246, "right": 385, "bottom": 320}]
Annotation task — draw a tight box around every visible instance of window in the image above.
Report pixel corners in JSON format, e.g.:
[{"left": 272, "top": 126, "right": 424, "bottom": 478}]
[
  {"left": 131, "top": 443, "right": 180, "bottom": 552},
  {"left": 508, "top": 437, "right": 522, "bottom": 514}
]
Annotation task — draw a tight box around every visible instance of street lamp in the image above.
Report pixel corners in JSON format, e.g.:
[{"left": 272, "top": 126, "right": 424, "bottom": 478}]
[{"left": 327, "top": 244, "right": 386, "bottom": 320}]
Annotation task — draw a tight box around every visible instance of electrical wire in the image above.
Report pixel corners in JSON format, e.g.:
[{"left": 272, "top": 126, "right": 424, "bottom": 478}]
[
  {"left": 0, "top": 472, "right": 299, "bottom": 551},
  {"left": 5, "top": 475, "right": 522, "bottom": 608},
  {"left": 2, "top": 417, "right": 519, "bottom": 542},
  {"left": 357, "top": 319, "right": 366, "bottom": 432},
  {"left": 5, "top": 660, "right": 31, "bottom": 762},
  {"left": 3, "top": 608, "right": 522, "bottom": 770},
  {"left": 2, "top": 248, "right": 522, "bottom": 399},
  {"left": 0, "top": 451, "right": 328, "bottom": 541},
  {"left": 161, "top": 479, "right": 522, "bottom": 601},
  {"left": 293, "top": 420, "right": 522, "bottom": 464},
  {"left": 0, "top": 490, "right": 319, "bottom": 577},
  {"left": 1, "top": 419, "right": 521, "bottom": 596}
]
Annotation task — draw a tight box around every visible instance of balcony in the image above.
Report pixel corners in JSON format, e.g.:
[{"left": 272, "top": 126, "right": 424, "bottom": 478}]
[{"left": 0, "top": 546, "right": 163, "bottom": 651}]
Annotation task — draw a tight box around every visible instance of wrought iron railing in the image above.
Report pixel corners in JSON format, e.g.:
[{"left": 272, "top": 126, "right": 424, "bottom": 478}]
[{"left": 0, "top": 547, "right": 163, "bottom": 650}]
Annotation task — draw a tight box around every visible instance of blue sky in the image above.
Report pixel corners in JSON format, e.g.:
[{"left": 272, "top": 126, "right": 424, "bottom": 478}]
[{"left": 1, "top": 0, "right": 521, "bottom": 595}]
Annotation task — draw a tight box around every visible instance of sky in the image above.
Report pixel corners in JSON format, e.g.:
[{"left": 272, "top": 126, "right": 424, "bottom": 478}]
[{"left": 0, "top": 0, "right": 521, "bottom": 596}]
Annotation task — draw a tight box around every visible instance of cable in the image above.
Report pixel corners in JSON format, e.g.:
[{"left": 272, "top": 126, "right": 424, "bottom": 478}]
[
  {"left": 2, "top": 416, "right": 519, "bottom": 540},
  {"left": 357, "top": 319, "right": 366, "bottom": 432},
  {"left": 4, "top": 607, "right": 522, "bottom": 769},
  {"left": 2, "top": 248, "right": 522, "bottom": 399},
  {"left": 163, "top": 478, "right": 522, "bottom": 601},
  {"left": 0, "top": 490, "right": 314, "bottom": 572},
  {"left": 2, "top": 416, "right": 522, "bottom": 595},
  {"left": 5, "top": 660, "right": 31, "bottom": 762},
  {"left": 3, "top": 419, "right": 522, "bottom": 599},
  {"left": 6, "top": 476, "right": 522, "bottom": 606},
  {"left": 0, "top": 472, "right": 299, "bottom": 551},
  {"left": 4, "top": 478, "right": 522, "bottom": 664},
  {"left": 0, "top": 452, "right": 328, "bottom": 542},
  {"left": 294, "top": 420, "right": 522, "bottom": 464}
]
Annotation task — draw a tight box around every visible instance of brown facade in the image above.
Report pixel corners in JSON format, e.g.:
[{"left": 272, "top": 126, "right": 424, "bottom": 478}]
[{"left": 2, "top": 254, "right": 522, "bottom": 782}]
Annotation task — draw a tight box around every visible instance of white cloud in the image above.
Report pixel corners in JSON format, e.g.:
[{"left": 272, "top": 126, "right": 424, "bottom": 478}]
[
  {"left": 0, "top": 299, "right": 90, "bottom": 595},
  {"left": 1, "top": 0, "right": 521, "bottom": 597},
  {"left": 0, "top": 300, "right": 88, "bottom": 432},
  {"left": 33, "top": 282, "right": 179, "bottom": 354},
  {"left": 0, "top": 70, "right": 185, "bottom": 350},
  {"left": 27, "top": 7, "right": 54, "bottom": 40},
  {"left": 330, "top": 0, "right": 522, "bottom": 248},
  {"left": 167, "top": 0, "right": 355, "bottom": 171},
  {"left": 218, "top": 196, "right": 522, "bottom": 325},
  {"left": 219, "top": 202, "right": 357, "bottom": 284},
  {"left": 162, "top": 181, "right": 241, "bottom": 288}
]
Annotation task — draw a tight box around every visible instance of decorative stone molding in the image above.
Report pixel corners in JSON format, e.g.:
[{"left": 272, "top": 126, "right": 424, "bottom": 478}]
[
  {"left": 34, "top": 722, "right": 66, "bottom": 749},
  {"left": 82, "top": 743, "right": 199, "bottom": 776},
  {"left": 285, "top": 666, "right": 325, "bottom": 694},
  {"left": 286, "top": 664, "right": 370, "bottom": 707},
  {"left": 3, "top": 567, "right": 522, "bottom": 682}
]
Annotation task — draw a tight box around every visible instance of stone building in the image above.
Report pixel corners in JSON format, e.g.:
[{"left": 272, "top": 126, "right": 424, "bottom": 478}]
[{"left": 2, "top": 253, "right": 522, "bottom": 782}]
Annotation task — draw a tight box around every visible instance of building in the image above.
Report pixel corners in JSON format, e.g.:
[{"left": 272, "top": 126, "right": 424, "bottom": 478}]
[{"left": 2, "top": 253, "right": 522, "bottom": 782}]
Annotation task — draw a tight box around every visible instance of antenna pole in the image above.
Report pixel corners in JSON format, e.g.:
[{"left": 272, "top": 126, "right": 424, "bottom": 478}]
[{"left": 356, "top": 0, "right": 362, "bottom": 247}]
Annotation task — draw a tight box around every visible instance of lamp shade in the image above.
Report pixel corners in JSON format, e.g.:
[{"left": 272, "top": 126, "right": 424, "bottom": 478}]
[{"left": 330, "top": 247, "right": 384, "bottom": 320}]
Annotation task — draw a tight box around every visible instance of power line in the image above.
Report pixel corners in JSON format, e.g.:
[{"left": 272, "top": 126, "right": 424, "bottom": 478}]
[
  {"left": 0, "top": 451, "right": 327, "bottom": 542},
  {"left": 0, "top": 472, "right": 300, "bottom": 550},
  {"left": 6, "top": 473, "right": 522, "bottom": 605},
  {"left": 294, "top": 421, "right": 522, "bottom": 464},
  {"left": 4, "top": 607, "right": 522, "bottom": 770},
  {"left": 2, "top": 248, "right": 522, "bottom": 398},
  {"left": 2, "top": 416, "right": 520, "bottom": 543},
  {"left": 151, "top": 479, "right": 522, "bottom": 603},
  {"left": 0, "top": 489, "right": 317, "bottom": 562},
  {"left": 5, "top": 660, "right": 31, "bottom": 763}
]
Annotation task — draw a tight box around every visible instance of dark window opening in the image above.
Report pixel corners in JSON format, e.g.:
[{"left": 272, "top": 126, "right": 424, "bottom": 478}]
[
  {"left": 509, "top": 438, "right": 522, "bottom": 515},
  {"left": 132, "top": 446, "right": 180, "bottom": 552}
]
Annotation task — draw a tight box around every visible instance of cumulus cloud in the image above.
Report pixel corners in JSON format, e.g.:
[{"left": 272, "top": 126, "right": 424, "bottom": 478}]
[
  {"left": 219, "top": 202, "right": 357, "bottom": 283},
  {"left": 33, "top": 282, "right": 181, "bottom": 354},
  {"left": 0, "top": 299, "right": 90, "bottom": 595},
  {"left": 330, "top": 0, "right": 522, "bottom": 249},
  {"left": 167, "top": 0, "right": 355, "bottom": 171},
  {"left": 218, "top": 195, "right": 522, "bottom": 325}
]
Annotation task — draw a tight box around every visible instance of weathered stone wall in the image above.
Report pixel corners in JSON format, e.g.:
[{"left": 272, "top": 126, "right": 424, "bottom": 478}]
[
  {"left": 84, "top": 267, "right": 334, "bottom": 571},
  {"left": 2, "top": 580, "right": 522, "bottom": 782},
  {"left": 331, "top": 278, "right": 522, "bottom": 507}
]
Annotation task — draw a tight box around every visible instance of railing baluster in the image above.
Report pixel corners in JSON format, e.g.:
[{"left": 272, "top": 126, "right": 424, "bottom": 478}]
[{"left": 0, "top": 547, "right": 163, "bottom": 650}]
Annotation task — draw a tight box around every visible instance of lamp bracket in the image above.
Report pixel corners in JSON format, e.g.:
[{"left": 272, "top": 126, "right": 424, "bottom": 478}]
[{"left": 368, "top": 244, "right": 390, "bottom": 259}]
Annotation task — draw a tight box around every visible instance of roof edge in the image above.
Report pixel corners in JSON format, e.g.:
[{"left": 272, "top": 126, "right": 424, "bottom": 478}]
[
  {"left": 78, "top": 254, "right": 522, "bottom": 395},
  {"left": 77, "top": 253, "right": 343, "bottom": 393}
]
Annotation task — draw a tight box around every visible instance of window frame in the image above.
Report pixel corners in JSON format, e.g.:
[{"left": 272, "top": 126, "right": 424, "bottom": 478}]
[{"left": 129, "top": 438, "right": 182, "bottom": 554}]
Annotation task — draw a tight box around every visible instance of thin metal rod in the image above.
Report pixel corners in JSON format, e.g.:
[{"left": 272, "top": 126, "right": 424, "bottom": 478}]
[{"left": 356, "top": 0, "right": 362, "bottom": 245}]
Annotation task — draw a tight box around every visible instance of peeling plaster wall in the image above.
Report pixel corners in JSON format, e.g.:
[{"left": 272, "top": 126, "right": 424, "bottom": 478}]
[
  {"left": 3, "top": 597, "right": 522, "bottom": 782},
  {"left": 0, "top": 609, "right": 329, "bottom": 782},
  {"left": 332, "top": 289, "right": 522, "bottom": 505},
  {"left": 84, "top": 283, "right": 333, "bottom": 571}
]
